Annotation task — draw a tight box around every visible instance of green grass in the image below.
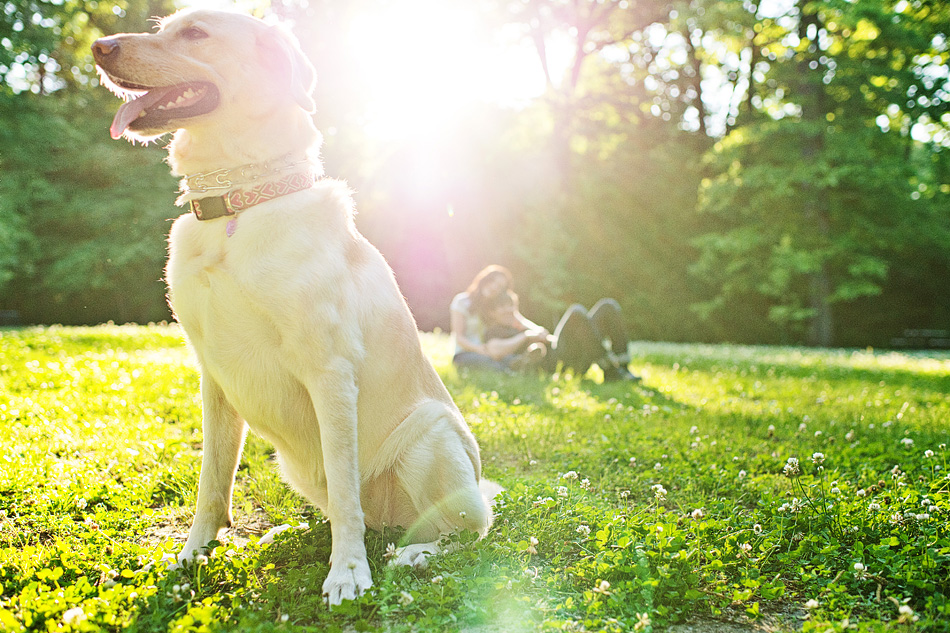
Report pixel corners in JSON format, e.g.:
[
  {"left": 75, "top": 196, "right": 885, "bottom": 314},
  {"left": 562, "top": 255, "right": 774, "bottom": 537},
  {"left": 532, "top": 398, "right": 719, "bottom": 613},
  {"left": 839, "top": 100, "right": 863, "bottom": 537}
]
[{"left": 1, "top": 325, "right": 949, "bottom": 632}]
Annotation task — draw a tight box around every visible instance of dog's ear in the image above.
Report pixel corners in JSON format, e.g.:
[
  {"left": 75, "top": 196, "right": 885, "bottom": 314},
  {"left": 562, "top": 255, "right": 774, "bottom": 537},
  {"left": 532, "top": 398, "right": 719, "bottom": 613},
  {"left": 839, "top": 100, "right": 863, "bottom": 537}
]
[{"left": 257, "top": 24, "right": 316, "bottom": 113}]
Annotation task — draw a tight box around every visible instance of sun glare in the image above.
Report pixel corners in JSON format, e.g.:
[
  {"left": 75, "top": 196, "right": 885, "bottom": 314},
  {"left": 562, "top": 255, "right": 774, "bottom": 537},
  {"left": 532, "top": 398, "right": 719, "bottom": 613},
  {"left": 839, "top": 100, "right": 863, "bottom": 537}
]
[
  {"left": 346, "top": 0, "right": 546, "bottom": 140},
  {"left": 176, "top": 0, "right": 562, "bottom": 141}
]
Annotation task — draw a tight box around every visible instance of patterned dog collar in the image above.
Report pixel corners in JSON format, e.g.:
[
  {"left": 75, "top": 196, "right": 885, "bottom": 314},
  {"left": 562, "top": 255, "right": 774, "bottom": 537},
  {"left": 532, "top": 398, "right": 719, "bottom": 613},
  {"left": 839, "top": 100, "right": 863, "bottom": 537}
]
[{"left": 188, "top": 171, "right": 315, "bottom": 221}]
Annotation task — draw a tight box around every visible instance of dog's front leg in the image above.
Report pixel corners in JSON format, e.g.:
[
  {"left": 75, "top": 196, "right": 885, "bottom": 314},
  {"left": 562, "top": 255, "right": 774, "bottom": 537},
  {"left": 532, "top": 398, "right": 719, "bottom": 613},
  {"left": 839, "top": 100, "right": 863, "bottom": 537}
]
[
  {"left": 178, "top": 373, "right": 246, "bottom": 565},
  {"left": 305, "top": 361, "right": 373, "bottom": 606}
]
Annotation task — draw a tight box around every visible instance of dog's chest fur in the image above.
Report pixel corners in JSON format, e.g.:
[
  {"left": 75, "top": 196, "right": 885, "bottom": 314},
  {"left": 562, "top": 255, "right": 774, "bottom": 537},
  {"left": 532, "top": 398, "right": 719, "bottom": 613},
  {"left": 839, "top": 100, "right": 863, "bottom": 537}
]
[{"left": 165, "top": 181, "right": 375, "bottom": 450}]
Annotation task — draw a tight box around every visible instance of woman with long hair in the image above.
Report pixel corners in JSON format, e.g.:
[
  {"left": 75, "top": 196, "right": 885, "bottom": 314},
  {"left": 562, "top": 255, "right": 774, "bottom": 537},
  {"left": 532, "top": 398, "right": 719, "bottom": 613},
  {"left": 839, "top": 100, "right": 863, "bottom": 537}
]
[{"left": 450, "top": 265, "right": 639, "bottom": 381}]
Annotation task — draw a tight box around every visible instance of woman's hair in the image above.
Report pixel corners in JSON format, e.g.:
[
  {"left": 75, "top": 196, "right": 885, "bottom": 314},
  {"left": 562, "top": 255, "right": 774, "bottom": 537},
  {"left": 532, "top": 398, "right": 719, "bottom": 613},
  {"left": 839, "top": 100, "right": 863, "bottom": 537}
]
[{"left": 466, "top": 265, "right": 513, "bottom": 319}]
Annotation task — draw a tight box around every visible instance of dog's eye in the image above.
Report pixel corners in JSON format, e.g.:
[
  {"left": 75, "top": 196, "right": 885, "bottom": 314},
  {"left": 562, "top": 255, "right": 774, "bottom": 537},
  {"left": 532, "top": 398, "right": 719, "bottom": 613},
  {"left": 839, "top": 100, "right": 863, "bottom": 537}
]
[{"left": 180, "top": 26, "right": 209, "bottom": 40}]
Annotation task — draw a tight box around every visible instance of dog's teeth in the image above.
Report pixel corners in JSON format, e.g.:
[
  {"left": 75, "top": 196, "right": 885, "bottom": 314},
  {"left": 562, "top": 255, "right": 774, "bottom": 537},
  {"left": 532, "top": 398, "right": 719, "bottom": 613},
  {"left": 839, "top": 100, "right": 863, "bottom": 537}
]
[
  {"left": 183, "top": 89, "right": 195, "bottom": 99},
  {"left": 138, "top": 111, "right": 147, "bottom": 118},
  {"left": 157, "top": 105, "right": 166, "bottom": 110},
  {"left": 175, "top": 96, "right": 186, "bottom": 105}
]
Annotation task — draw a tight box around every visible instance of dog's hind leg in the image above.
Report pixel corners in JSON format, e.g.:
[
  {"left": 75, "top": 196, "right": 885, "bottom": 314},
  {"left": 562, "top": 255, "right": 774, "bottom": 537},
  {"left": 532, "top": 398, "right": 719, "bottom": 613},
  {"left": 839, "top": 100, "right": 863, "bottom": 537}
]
[
  {"left": 177, "top": 374, "right": 246, "bottom": 566},
  {"left": 381, "top": 405, "right": 492, "bottom": 568}
]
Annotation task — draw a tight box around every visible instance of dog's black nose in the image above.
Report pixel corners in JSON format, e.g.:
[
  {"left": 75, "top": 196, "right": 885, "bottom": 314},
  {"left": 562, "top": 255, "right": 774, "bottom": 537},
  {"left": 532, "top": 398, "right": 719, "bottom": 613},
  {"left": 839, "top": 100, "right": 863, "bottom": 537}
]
[{"left": 92, "top": 37, "right": 119, "bottom": 62}]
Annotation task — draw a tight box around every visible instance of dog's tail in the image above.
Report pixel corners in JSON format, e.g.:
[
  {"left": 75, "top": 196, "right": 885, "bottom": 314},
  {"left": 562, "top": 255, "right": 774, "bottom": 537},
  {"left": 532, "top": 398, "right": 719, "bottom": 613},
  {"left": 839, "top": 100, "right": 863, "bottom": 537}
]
[{"left": 479, "top": 478, "right": 504, "bottom": 508}]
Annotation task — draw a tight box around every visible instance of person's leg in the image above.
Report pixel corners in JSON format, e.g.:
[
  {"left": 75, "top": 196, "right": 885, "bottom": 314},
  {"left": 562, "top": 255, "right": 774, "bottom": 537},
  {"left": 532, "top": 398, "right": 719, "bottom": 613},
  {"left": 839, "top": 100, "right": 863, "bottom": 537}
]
[
  {"left": 588, "top": 298, "right": 629, "bottom": 358},
  {"left": 453, "top": 352, "right": 510, "bottom": 372},
  {"left": 544, "top": 305, "right": 604, "bottom": 374}
]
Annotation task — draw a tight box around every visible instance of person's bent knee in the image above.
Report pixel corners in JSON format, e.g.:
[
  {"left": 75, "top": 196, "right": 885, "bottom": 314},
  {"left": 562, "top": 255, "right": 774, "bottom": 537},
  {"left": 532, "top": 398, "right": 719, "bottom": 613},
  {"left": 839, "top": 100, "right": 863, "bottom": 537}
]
[{"left": 590, "top": 298, "right": 621, "bottom": 314}]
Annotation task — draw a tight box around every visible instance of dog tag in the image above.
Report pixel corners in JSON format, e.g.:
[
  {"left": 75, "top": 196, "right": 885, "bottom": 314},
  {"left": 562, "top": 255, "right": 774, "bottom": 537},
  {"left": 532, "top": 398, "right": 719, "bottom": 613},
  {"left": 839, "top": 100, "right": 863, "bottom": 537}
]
[{"left": 226, "top": 218, "right": 237, "bottom": 237}]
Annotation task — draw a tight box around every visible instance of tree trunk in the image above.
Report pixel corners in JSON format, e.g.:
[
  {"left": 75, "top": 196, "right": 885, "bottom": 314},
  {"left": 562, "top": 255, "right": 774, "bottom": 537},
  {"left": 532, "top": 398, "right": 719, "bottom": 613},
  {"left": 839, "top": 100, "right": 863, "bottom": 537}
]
[
  {"left": 683, "top": 27, "right": 708, "bottom": 137},
  {"left": 798, "top": 0, "right": 834, "bottom": 347}
]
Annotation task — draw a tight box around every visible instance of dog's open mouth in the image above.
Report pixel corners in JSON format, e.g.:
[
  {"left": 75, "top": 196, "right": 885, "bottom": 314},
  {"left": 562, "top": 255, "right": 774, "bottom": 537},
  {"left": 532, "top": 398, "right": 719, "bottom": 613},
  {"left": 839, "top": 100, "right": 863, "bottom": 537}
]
[{"left": 109, "top": 81, "right": 219, "bottom": 139}]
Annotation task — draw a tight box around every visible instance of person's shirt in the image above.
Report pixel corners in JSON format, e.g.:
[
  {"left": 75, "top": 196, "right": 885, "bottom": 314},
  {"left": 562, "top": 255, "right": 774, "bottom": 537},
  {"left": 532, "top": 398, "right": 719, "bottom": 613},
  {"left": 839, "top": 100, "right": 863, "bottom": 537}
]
[{"left": 450, "top": 292, "right": 485, "bottom": 356}]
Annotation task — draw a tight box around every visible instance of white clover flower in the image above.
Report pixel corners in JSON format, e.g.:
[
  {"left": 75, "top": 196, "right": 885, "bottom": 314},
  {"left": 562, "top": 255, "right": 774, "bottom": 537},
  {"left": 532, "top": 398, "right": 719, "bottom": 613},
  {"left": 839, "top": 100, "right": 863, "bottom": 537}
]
[
  {"left": 280, "top": 614, "right": 290, "bottom": 622},
  {"left": 924, "top": 449, "right": 935, "bottom": 458},
  {"left": 900, "top": 437, "right": 914, "bottom": 447},
  {"left": 811, "top": 452, "right": 825, "bottom": 465},
  {"left": 691, "top": 508, "right": 705, "bottom": 519},
  {"left": 75, "top": 498, "right": 88, "bottom": 510},
  {"left": 62, "top": 607, "right": 86, "bottom": 625},
  {"left": 399, "top": 591, "right": 414, "bottom": 606},
  {"left": 845, "top": 430, "right": 855, "bottom": 441},
  {"left": 783, "top": 457, "right": 801, "bottom": 477},
  {"left": 533, "top": 496, "right": 554, "bottom": 507},
  {"left": 384, "top": 542, "right": 397, "bottom": 559},
  {"left": 576, "top": 525, "right": 591, "bottom": 537},
  {"left": 580, "top": 478, "right": 592, "bottom": 491},
  {"left": 629, "top": 457, "right": 638, "bottom": 466},
  {"left": 739, "top": 542, "right": 752, "bottom": 553},
  {"left": 805, "top": 599, "right": 819, "bottom": 609},
  {"left": 651, "top": 484, "right": 668, "bottom": 502},
  {"left": 561, "top": 471, "right": 578, "bottom": 480},
  {"left": 853, "top": 562, "right": 865, "bottom": 572},
  {"left": 432, "top": 575, "right": 443, "bottom": 584},
  {"left": 195, "top": 554, "right": 209, "bottom": 566},
  {"left": 753, "top": 524, "right": 762, "bottom": 535},
  {"left": 898, "top": 604, "right": 918, "bottom": 624},
  {"left": 814, "top": 430, "right": 823, "bottom": 438},
  {"left": 856, "top": 489, "right": 866, "bottom": 498},
  {"left": 799, "top": 422, "right": 808, "bottom": 432},
  {"left": 557, "top": 486, "right": 569, "bottom": 498},
  {"left": 689, "top": 426, "right": 699, "bottom": 435},
  {"left": 830, "top": 487, "right": 841, "bottom": 495},
  {"left": 654, "top": 462, "right": 663, "bottom": 471},
  {"left": 634, "top": 612, "right": 651, "bottom": 631},
  {"left": 738, "top": 470, "right": 747, "bottom": 479},
  {"left": 593, "top": 580, "right": 611, "bottom": 595},
  {"left": 526, "top": 536, "right": 539, "bottom": 555},
  {"left": 619, "top": 490, "right": 630, "bottom": 500}
]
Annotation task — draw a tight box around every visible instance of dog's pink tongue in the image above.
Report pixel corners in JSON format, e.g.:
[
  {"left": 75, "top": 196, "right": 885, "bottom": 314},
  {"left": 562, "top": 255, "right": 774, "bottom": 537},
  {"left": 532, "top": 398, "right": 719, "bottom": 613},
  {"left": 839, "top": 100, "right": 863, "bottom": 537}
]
[{"left": 110, "top": 87, "right": 175, "bottom": 139}]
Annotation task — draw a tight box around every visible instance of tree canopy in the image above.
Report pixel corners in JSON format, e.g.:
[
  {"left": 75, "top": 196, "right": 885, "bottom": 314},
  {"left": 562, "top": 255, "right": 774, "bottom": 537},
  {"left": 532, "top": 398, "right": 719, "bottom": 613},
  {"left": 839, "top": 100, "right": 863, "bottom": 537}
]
[{"left": 1, "top": 0, "right": 947, "bottom": 346}]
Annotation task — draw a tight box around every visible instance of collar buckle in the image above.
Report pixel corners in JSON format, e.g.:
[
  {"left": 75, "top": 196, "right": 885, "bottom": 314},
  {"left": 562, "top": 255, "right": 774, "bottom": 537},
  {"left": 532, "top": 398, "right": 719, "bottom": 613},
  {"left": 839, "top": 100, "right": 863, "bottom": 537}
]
[{"left": 189, "top": 194, "right": 235, "bottom": 221}]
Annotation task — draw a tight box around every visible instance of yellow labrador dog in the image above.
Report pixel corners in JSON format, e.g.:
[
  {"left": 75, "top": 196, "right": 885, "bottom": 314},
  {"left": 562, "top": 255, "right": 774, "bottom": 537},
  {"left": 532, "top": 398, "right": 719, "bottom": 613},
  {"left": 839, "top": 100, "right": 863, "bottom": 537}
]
[{"left": 92, "top": 9, "right": 492, "bottom": 605}]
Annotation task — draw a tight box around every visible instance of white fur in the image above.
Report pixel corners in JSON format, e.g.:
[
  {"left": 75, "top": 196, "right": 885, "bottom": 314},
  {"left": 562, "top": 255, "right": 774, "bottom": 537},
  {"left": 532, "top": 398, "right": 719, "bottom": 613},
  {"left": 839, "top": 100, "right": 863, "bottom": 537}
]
[{"left": 95, "top": 9, "right": 491, "bottom": 606}]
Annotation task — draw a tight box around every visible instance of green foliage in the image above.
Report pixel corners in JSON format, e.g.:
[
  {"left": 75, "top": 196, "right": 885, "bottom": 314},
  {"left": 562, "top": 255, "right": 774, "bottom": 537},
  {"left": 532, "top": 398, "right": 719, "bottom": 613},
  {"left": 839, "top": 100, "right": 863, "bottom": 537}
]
[
  {"left": 2, "top": 326, "right": 950, "bottom": 631},
  {"left": 0, "top": 0, "right": 948, "bottom": 346},
  {"left": 692, "top": 0, "right": 950, "bottom": 344},
  {"left": 0, "top": 93, "right": 179, "bottom": 323}
]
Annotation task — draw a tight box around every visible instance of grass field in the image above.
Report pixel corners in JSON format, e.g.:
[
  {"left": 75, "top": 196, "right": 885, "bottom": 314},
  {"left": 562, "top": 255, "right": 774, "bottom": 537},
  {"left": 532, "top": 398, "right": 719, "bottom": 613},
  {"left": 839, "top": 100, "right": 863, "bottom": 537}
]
[{"left": 1, "top": 325, "right": 948, "bottom": 632}]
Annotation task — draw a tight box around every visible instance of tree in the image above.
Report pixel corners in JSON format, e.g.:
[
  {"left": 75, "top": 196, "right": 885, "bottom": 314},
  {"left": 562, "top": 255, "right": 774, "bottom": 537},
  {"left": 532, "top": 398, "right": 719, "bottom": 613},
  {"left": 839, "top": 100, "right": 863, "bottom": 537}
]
[
  {"left": 694, "top": 0, "right": 950, "bottom": 345},
  {"left": 0, "top": 0, "right": 180, "bottom": 323}
]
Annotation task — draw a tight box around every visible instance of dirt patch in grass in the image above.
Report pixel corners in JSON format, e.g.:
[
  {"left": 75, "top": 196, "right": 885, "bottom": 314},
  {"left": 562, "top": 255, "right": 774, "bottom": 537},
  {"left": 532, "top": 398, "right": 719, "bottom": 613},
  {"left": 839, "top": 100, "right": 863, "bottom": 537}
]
[{"left": 142, "top": 507, "right": 276, "bottom": 551}]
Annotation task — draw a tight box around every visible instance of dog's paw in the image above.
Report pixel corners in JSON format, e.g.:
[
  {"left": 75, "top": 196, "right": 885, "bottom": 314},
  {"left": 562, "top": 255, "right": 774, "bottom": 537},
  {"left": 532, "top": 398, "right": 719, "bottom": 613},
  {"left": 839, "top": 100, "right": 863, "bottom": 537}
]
[
  {"left": 390, "top": 542, "right": 440, "bottom": 569},
  {"left": 322, "top": 558, "right": 373, "bottom": 606}
]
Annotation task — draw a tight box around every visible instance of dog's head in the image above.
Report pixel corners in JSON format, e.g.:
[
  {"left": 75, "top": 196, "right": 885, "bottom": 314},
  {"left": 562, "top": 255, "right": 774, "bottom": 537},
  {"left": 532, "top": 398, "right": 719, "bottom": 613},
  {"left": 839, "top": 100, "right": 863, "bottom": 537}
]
[{"left": 93, "top": 9, "right": 316, "bottom": 142}]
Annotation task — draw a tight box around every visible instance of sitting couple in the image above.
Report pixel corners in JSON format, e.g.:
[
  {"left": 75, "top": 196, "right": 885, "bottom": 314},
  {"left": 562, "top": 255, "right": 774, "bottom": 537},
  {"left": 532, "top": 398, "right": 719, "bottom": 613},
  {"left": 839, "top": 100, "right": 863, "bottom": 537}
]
[{"left": 450, "top": 265, "right": 640, "bottom": 382}]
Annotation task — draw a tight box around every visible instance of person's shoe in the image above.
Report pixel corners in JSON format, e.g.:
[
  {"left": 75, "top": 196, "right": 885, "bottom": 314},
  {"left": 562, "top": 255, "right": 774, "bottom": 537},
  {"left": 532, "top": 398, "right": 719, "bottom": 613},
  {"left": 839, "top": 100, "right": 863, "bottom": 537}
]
[
  {"left": 510, "top": 343, "right": 546, "bottom": 372},
  {"left": 603, "top": 365, "right": 642, "bottom": 383},
  {"left": 608, "top": 350, "right": 631, "bottom": 366}
]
